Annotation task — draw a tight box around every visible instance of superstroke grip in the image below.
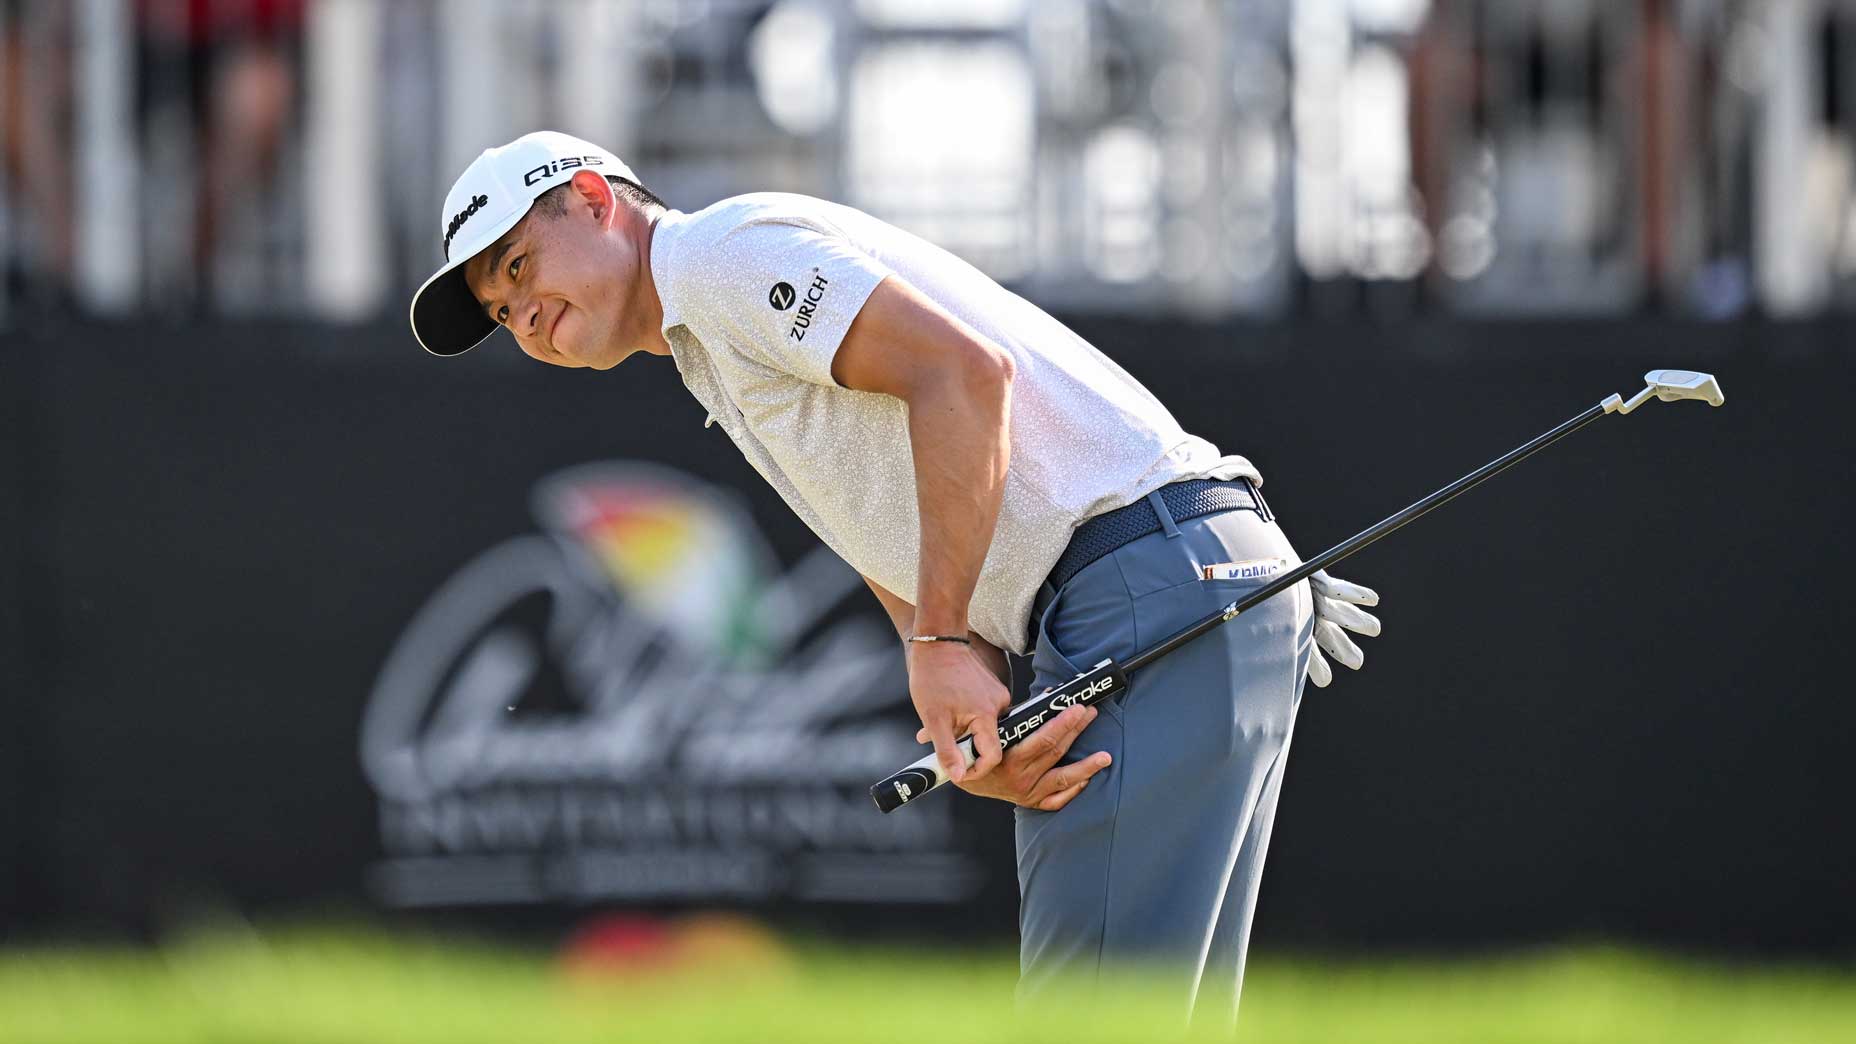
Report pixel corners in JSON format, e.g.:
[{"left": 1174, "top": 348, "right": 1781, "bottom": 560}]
[{"left": 869, "top": 659, "right": 1127, "bottom": 813}]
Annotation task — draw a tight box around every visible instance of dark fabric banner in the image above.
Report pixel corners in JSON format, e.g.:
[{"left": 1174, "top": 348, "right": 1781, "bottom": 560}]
[{"left": 3, "top": 317, "right": 1850, "bottom": 952}]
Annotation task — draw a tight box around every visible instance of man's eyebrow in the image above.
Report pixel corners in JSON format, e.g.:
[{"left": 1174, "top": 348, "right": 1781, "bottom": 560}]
[{"left": 482, "top": 236, "right": 520, "bottom": 286}]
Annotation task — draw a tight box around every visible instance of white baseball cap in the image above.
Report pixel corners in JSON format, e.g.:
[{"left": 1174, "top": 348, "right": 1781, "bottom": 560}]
[{"left": 410, "top": 130, "right": 639, "bottom": 356}]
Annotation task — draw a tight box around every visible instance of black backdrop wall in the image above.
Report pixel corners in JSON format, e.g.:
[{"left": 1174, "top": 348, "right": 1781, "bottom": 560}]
[{"left": 3, "top": 317, "right": 1851, "bottom": 953}]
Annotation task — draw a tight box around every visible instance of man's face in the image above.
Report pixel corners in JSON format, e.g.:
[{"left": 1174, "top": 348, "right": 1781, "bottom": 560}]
[{"left": 463, "top": 173, "right": 644, "bottom": 370}]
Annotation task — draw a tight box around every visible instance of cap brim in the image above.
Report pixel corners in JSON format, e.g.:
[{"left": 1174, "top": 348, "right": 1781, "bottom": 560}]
[
  {"left": 410, "top": 263, "right": 496, "bottom": 356},
  {"left": 408, "top": 205, "right": 531, "bottom": 357}
]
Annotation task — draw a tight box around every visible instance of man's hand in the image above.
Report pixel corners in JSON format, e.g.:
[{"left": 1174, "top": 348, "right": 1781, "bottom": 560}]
[
  {"left": 1306, "top": 569, "right": 1381, "bottom": 688},
  {"left": 906, "top": 641, "right": 1012, "bottom": 783},
  {"left": 917, "top": 704, "right": 1112, "bottom": 811}
]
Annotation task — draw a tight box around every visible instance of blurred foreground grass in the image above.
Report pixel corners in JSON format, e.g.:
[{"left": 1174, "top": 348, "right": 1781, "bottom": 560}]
[{"left": 2, "top": 922, "right": 1853, "bottom": 1044}]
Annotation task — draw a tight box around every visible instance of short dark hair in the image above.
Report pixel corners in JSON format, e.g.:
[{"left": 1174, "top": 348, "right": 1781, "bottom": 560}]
[{"left": 532, "top": 174, "right": 667, "bottom": 218}]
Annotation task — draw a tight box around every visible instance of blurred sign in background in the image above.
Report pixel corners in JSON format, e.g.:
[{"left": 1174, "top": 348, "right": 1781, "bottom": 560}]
[{"left": 2, "top": 0, "right": 1854, "bottom": 985}]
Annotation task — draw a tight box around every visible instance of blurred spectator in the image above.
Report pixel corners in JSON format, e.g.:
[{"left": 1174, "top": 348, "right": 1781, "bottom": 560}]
[
  {"left": 1408, "top": 2, "right": 1639, "bottom": 310},
  {"left": 135, "top": 0, "right": 303, "bottom": 306},
  {"left": 1, "top": 2, "right": 75, "bottom": 305},
  {"left": 1406, "top": 0, "right": 1479, "bottom": 292},
  {"left": 0, "top": 0, "right": 1839, "bottom": 321},
  {"left": 1632, "top": 0, "right": 1690, "bottom": 308}
]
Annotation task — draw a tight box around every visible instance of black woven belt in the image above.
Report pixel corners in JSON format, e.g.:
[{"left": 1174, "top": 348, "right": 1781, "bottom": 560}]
[{"left": 1046, "top": 478, "right": 1269, "bottom": 593}]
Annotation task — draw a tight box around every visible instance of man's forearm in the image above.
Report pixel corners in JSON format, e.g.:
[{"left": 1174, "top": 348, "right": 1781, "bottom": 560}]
[{"left": 906, "top": 353, "right": 1013, "bottom": 637}]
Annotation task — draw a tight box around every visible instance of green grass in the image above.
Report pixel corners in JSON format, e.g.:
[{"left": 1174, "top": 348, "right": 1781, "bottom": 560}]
[{"left": 1, "top": 924, "right": 1852, "bottom": 1043}]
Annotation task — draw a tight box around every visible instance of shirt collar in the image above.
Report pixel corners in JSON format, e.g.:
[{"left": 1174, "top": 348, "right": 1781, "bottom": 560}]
[{"left": 647, "top": 208, "right": 688, "bottom": 331}]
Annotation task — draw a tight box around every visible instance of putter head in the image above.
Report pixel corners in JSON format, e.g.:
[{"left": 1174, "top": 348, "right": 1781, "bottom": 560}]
[
  {"left": 1604, "top": 369, "right": 1725, "bottom": 414},
  {"left": 1644, "top": 369, "right": 1725, "bottom": 407}
]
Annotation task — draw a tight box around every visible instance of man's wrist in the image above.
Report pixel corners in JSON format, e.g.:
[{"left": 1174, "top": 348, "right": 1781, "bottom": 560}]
[
  {"left": 911, "top": 608, "right": 968, "bottom": 637},
  {"left": 904, "top": 635, "right": 971, "bottom": 662}
]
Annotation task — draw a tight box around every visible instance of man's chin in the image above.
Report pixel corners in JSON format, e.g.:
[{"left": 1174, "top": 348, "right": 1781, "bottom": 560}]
[
  {"left": 588, "top": 346, "right": 644, "bottom": 371},
  {"left": 556, "top": 341, "right": 624, "bottom": 370}
]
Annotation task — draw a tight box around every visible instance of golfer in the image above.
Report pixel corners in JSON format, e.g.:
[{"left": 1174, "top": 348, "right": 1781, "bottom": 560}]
[{"left": 410, "top": 131, "right": 1382, "bottom": 1020}]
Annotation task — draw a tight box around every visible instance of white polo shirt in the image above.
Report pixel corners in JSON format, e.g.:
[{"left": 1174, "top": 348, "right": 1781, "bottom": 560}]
[{"left": 648, "top": 193, "right": 1259, "bottom": 654}]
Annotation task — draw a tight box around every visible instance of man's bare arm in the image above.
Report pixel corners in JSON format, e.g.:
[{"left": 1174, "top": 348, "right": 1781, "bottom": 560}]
[
  {"left": 859, "top": 575, "right": 1009, "bottom": 686},
  {"left": 832, "top": 276, "right": 1015, "bottom": 782},
  {"left": 834, "top": 278, "right": 1014, "bottom": 640}
]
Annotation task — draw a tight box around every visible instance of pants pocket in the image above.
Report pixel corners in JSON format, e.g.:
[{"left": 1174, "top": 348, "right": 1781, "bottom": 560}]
[
  {"left": 1030, "top": 562, "right": 1137, "bottom": 720},
  {"left": 1120, "top": 572, "right": 1308, "bottom": 740}
]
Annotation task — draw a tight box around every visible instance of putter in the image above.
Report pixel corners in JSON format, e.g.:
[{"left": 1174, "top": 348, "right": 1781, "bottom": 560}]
[{"left": 871, "top": 370, "right": 1726, "bottom": 813}]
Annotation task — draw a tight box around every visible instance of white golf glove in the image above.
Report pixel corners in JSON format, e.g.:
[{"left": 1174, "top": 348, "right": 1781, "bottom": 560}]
[{"left": 1306, "top": 569, "right": 1380, "bottom": 688}]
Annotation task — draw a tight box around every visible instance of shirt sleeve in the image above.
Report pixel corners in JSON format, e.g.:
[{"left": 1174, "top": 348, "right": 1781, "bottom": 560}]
[{"left": 694, "top": 217, "right": 893, "bottom": 387}]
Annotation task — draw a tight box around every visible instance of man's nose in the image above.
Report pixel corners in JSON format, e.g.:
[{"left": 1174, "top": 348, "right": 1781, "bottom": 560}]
[{"left": 520, "top": 295, "right": 542, "bottom": 335}]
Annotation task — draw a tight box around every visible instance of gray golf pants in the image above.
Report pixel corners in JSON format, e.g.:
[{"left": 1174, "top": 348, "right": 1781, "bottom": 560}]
[{"left": 1016, "top": 491, "right": 1314, "bottom": 1022}]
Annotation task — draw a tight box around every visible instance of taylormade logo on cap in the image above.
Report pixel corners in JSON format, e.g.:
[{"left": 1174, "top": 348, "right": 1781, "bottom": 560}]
[
  {"left": 442, "top": 193, "right": 489, "bottom": 258},
  {"left": 410, "top": 131, "right": 641, "bottom": 356}
]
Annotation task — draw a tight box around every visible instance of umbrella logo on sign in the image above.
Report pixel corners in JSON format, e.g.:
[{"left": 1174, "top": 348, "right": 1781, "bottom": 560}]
[{"left": 768, "top": 282, "right": 796, "bottom": 310}]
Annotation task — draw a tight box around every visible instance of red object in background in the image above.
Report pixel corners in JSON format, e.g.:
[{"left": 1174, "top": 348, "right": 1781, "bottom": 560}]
[
  {"left": 135, "top": 0, "right": 307, "bottom": 44},
  {"left": 558, "top": 914, "right": 681, "bottom": 975},
  {"left": 558, "top": 912, "right": 794, "bottom": 983}
]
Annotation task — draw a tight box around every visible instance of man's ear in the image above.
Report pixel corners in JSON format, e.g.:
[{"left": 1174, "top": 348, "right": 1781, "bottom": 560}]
[{"left": 567, "top": 169, "right": 617, "bottom": 228}]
